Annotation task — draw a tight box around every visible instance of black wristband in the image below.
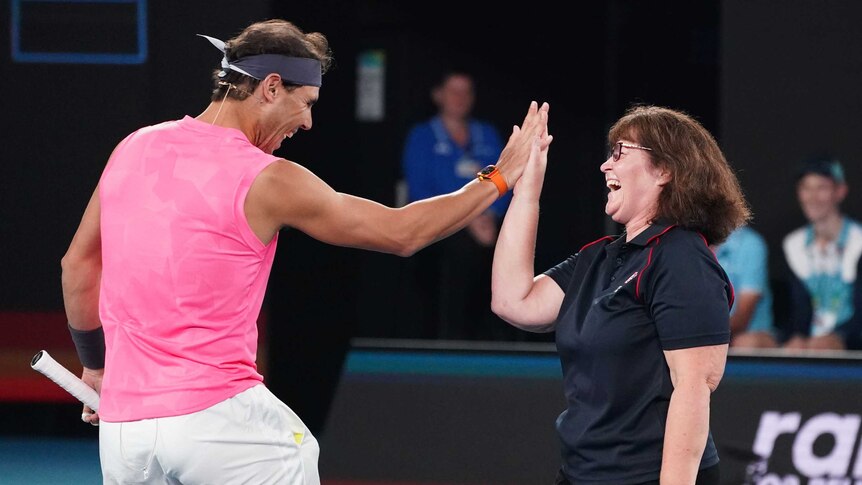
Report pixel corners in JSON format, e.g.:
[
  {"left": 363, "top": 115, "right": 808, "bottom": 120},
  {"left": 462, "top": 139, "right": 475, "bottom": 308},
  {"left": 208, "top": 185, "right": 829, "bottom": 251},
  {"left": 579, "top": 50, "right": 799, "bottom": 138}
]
[{"left": 68, "top": 324, "right": 106, "bottom": 369}]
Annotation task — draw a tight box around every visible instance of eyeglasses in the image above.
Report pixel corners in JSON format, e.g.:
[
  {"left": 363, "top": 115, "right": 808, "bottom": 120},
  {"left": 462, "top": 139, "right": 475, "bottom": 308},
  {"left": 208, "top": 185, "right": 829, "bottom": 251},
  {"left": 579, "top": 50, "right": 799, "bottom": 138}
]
[{"left": 610, "top": 142, "right": 652, "bottom": 161}]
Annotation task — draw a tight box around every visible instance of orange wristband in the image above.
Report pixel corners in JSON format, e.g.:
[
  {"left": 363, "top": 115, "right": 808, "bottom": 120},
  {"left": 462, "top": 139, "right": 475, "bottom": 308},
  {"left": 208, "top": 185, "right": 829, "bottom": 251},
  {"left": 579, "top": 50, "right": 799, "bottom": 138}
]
[{"left": 477, "top": 165, "right": 508, "bottom": 197}]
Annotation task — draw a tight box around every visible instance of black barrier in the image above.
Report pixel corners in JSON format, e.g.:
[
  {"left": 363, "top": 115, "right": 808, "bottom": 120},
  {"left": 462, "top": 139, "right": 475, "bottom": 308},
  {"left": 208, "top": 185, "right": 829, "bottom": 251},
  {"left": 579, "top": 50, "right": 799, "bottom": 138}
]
[
  {"left": 712, "top": 350, "right": 862, "bottom": 485},
  {"left": 320, "top": 340, "right": 862, "bottom": 485}
]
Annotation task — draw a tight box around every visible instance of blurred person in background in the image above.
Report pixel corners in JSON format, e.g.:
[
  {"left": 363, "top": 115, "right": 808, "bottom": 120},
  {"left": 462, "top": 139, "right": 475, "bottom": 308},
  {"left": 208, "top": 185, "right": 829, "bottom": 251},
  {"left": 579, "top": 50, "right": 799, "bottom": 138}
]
[
  {"left": 713, "top": 224, "right": 778, "bottom": 348},
  {"left": 401, "top": 70, "right": 516, "bottom": 340},
  {"left": 780, "top": 157, "right": 862, "bottom": 351}
]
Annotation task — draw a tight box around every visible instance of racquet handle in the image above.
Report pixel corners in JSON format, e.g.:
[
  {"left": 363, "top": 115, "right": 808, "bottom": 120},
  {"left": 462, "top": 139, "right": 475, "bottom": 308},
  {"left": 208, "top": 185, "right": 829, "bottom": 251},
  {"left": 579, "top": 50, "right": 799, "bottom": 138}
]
[{"left": 31, "top": 349, "right": 100, "bottom": 412}]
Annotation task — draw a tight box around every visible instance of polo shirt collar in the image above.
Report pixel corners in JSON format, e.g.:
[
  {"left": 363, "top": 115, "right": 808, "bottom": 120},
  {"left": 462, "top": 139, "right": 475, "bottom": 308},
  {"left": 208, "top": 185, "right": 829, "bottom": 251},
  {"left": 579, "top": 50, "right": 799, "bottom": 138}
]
[{"left": 624, "top": 221, "right": 674, "bottom": 247}]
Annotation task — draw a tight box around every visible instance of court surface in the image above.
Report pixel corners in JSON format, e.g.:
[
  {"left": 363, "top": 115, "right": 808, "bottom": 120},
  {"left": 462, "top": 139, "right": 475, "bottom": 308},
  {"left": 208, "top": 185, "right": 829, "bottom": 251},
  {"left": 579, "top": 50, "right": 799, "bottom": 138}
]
[{"left": 0, "top": 437, "right": 101, "bottom": 484}]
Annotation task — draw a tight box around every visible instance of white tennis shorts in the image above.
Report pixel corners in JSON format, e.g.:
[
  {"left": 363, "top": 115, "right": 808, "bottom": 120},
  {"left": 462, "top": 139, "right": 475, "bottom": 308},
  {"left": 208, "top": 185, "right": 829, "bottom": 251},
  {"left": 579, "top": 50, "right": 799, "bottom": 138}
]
[{"left": 99, "top": 384, "right": 320, "bottom": 484}]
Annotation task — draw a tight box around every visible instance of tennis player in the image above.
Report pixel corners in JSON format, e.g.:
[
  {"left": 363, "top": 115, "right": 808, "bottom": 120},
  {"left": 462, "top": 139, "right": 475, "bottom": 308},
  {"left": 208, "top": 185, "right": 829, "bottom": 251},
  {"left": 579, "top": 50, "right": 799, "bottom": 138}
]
[{"left": 61, "top": 18, "right": 549, "bottom": 484}]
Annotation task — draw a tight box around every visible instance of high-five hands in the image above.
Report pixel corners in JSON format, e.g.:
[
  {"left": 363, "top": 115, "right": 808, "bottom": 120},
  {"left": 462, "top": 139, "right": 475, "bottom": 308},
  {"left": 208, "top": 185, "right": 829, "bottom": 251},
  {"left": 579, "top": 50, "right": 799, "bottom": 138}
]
[
  {"left": 515, "top": 104, "right": 553, "bottom": 198},
  {"left": 495, "top": 101, "right": 551, "bottom": 189}
]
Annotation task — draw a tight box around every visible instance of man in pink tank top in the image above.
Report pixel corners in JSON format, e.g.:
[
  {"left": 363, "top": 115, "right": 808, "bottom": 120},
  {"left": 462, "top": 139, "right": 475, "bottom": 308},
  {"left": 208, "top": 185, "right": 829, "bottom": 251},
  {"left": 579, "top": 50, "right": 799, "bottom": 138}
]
[{"left": 61, "top": 18, "right": 551, "bottom": 485}]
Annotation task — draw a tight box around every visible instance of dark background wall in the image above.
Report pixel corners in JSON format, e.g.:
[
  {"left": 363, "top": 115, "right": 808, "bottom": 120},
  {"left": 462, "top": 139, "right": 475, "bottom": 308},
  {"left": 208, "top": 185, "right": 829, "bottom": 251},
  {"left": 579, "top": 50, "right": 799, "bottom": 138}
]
[{"left": 3, "top": 0, "right": 860, "bottom": 437}]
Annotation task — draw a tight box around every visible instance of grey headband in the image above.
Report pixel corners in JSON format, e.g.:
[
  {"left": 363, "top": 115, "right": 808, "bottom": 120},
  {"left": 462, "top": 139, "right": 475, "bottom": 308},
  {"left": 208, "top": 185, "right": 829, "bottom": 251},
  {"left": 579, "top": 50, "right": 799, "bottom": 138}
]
[{"left": 198, "top": 34, "right": 322, "bottom": 87}]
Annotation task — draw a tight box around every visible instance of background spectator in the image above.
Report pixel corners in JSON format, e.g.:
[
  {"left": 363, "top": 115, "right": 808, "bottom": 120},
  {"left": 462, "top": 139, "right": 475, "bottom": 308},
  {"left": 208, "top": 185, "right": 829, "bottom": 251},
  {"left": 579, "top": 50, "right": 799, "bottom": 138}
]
[
  {"left": 781, "top": 157, "right": 862, "bottom": 350},
  {"left": 713, "top": 224, "right": 779, "bottom": 348},
  {"left": 401, "top": 70, "right": 516, "bottom": 340}
]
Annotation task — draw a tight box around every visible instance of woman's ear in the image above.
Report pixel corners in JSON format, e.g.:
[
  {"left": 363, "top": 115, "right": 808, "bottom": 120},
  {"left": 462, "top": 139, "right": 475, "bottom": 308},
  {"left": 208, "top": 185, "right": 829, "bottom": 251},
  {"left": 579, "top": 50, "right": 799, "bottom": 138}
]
[{"left": 656, "top": 170, "right": 672, "bottom": 187}]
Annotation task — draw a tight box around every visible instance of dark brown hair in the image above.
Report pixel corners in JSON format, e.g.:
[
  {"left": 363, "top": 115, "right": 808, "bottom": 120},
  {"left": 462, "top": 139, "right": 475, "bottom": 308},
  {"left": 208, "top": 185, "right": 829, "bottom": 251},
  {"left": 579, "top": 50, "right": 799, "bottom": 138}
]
[
  {"left": 608, "top": 105, "right": 751, "bottom": 245},
  {"left": 210, "top": 19, "right": 333, "bottom": 101}
]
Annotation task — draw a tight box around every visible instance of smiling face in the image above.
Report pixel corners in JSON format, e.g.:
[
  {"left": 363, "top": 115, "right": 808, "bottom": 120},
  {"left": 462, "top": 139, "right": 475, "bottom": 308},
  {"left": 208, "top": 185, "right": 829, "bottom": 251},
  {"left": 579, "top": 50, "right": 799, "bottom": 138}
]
[
  {"left": 797, "top": 173, "right": 846, "bottom": 224},
  {"left": 600, "top": 139, "right": 669, "bottom": 232},
  {"left": 257, "top": 84, "right": 320, "bottom": 154}
]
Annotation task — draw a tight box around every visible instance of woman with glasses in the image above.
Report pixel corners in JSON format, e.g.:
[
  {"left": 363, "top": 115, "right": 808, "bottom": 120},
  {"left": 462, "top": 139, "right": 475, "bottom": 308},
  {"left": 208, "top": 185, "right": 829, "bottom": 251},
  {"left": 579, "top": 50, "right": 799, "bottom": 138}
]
[{"left": 491, "top": 105, "right": 750, "bottom": 484}]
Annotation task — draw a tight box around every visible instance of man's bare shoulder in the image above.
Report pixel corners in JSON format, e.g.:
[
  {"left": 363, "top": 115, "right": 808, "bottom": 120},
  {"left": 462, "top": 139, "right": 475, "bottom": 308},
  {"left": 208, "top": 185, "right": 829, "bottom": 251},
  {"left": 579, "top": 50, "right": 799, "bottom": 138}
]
[
  {"left": 249, "top": 157, "right": 336, "bottom": 218},
  {"left": 255, "top": 158, "right": 321, "bottom": 189}
]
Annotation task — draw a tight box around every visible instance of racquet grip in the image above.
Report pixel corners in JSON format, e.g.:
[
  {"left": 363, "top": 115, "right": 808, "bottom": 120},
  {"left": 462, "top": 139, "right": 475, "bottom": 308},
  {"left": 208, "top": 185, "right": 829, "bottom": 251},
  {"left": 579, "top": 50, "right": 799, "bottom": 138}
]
[{"left": 31, "top": 350, "right": 100, "bottom": 412}]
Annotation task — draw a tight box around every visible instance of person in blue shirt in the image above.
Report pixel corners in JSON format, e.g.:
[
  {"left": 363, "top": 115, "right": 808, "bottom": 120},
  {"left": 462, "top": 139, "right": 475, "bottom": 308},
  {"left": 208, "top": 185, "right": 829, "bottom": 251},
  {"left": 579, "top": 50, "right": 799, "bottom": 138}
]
[
  {"left": 712, "top": 225, "right": 778, "bottom": 348},
  {"left": 401, "top": 70, "right": 514, "bottom": 340}
]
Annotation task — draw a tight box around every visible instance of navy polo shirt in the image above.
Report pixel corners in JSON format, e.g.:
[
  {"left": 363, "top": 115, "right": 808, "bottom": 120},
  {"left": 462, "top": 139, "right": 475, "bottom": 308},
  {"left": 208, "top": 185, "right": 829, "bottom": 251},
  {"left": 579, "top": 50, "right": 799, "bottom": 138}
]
[{"left": 545, "top": 223, "right": 732, "bottom": 484}]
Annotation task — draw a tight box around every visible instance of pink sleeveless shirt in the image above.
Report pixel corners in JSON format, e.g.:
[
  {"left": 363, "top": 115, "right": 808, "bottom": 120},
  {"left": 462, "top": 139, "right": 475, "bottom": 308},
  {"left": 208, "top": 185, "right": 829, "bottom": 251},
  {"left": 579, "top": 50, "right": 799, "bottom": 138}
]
[{"left": 97, "top": 116, "right": 279, "bottom": 421}]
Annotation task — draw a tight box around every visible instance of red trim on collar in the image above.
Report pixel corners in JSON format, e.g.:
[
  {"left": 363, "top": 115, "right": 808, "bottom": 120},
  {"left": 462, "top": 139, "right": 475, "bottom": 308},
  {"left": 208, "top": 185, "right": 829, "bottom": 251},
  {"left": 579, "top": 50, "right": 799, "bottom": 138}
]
[
  {"left": 697, "top": 231, "right": 735, "bottom": 309},
  {"left": 634, "top": 226, "right": 734, "bottom": 309},
  {"left": 635, "top": 246, "right": 655, "bottom": 301},
  {"left": 578, "top": 236, "right": 615, "bottom": 253},
  {"left": 635, "top": 226, "right": 677, "bottom": 301},
  {"left": 644, "top": 224, "right": 677, "bottom": 246}
]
